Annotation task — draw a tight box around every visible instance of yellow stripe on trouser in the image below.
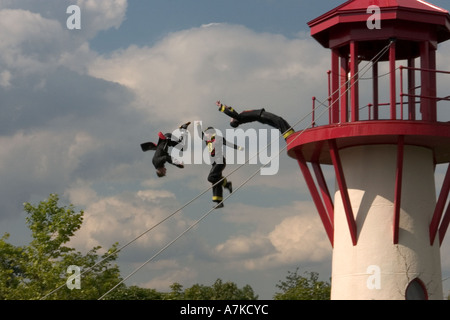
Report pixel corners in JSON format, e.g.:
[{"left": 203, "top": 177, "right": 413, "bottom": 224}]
[
  {"left": 212, "top": 179, "right": 228, "bottom": 201},
  {"left": 219, "top": 104, "right": 234, "bottom": 113}
]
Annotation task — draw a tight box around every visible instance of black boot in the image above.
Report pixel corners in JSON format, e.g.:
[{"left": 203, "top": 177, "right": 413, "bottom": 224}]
[
  {"left": 214, "top": 202, "right": 224, "bottom": 209},
  {"left": 225, "top": 181, "right": 232, "bottom": 193}
]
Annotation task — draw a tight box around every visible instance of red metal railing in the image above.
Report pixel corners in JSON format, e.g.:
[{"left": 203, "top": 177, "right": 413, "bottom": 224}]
[
  {"left": 399, "top": 65, "right": 450, "bottom": 121},
  {"left": 311, "top": 66, "right": 450, "bottom": 126}
]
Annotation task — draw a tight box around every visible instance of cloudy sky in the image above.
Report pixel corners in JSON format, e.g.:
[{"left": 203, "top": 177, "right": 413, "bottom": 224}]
[{"left": 1, "top": 0, "right": 449, "bottom": 299}]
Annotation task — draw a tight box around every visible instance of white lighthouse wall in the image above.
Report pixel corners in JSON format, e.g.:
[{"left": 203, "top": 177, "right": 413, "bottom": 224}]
[{"left": 330, "top": 144, "right": 443, "bottom": 300}]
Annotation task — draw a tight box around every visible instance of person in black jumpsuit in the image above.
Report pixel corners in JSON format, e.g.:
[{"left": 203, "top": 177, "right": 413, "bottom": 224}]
[
  {"left": 141, "top": 122, "right": 190, "bottom": 177},
  {"left": 216, "top": 100, "right": 295, "bottom": 140},
  {"left": 198, "top": 125, "right": 242, "bottom": 208}
]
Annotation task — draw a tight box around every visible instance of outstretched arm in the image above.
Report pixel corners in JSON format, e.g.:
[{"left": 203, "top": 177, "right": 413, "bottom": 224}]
[
  {"left": 168, "top": 121, "right": 191, "bottom": 149},
  {"left": 222, "top": 137, "right": 244, "bottom": 151}
]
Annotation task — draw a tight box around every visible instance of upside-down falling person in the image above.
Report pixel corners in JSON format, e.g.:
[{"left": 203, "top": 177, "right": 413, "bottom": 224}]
[
  {"left": 140, "top": 122, "right": 191, "bottom": 177},
  {"left": 197, "top": 124, "right": 243, "bottom": 208},
  {"left": 216, "top": 100, "right": 295, "bottom": 140}
]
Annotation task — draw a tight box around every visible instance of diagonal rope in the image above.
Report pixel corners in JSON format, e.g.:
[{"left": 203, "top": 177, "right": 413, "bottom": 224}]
[
  {"left": 42, "top": 40, "right": 394, "bottom": 300},
  {"left": 98, "top": 41, "right": 394, "bottom": 300},
  {"left": 98, "top": 91, "right": 337, "bottom": 300}
]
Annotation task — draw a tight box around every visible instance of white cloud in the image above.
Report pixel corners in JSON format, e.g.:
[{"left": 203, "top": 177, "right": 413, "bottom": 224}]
[
  {"left": 268, "top": 212, "right": 331, "bottom": 263},
  {"left": 215, "top": 235, "right": 275, "bottom": 259},
  {"left": 140, "top": 262, "right": 198, "bottom": 291},
  {"left": 0, "top": 70, "right": 12, "bottom": 88},
  {"left": 214, "top": 201, "right": 331, "bottom": 270},
  {"left": 0, "top": 9, "right": 65, "bottom": 74},
  {"left": 0, "top": 1, "right": 127, "bottom": 77},
  {"left": 76, "top": 0, "right": 127, "bottom": 37},
  {"left": 0, "top": 0, "right": 127, "bottom": 37},
  {"left": 0, "top": 130, "right": 95, "bottom": 218},
  {"left": 88, "top": 23, "right": 329, "bottom": 127},
  {"left": 64, "top": 182, "right": 98, "bottom": 208},
  {"left": 68, "top": 188, "right": 190, "bottom": 254},
  {"left": 0, "top": 130, "right": 88, "bottom": 183}
]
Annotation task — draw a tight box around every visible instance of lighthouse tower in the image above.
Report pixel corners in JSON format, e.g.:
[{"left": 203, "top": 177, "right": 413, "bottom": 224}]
[{"left": 288, "top": 0, "right": 450, "bottom": 299}]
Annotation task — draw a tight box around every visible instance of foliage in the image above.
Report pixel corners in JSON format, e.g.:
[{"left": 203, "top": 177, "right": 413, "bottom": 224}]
[
  {"left": 105, "top": 285, "right": 164, "bottom": 300},
  {"left": 108, "top": 279, "right": 259, "bottom": 300},
  {"left": 1, "top": 193, "right": 333, "bottom": 301},
  {"left": 0, "top": 194, "right": 122, "bottom": 300},
  {"left": 273, "top": 268, "right": 331, "bottom": 300},
  {"left": 167, "top": 279, "right": 258, "bottom": 300}
]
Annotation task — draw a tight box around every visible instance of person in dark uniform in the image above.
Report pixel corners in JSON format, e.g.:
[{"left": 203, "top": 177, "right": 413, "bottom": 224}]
[
  {"left": 198, "top": 124, "right": 242, "bottom": 208},
  {"left": 141, "top": 122, "right": 190, "bottom": 177},
  {"left": 216, "top": 100, "right": 295, "bottom": 140}
]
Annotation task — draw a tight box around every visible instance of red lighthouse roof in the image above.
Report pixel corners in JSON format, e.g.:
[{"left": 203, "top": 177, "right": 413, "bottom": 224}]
[
  {"left": 336, "top": 0, "right": 447, "bottom": 13},
  {"left": 309, "top": 0, "right": 450, "bottom": 51}
]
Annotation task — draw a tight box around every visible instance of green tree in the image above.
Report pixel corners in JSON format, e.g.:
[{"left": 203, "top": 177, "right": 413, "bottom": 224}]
[
  {"left": 166, "top": 282, "right": 184, "bottom": 300},
  {"left": 0, "top": 194, "right": 122, "bottom": 300},
  {"left": 165, "top": 279, "right": 258, "bottom": 300},
  {"left": 273, "top": 268, "right": 330, "bottom": 300},
  {"left": 107, "top": 279, "right": 258, "bottom": 300},
  {"left": 105, "top": 285, "right": 164, "bottom": 300}
]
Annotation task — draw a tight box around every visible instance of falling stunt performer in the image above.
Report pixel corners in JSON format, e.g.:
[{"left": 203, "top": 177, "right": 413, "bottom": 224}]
[
  {"left": 140, "top": 122, "right": 191, "bottom": 178},
  {"left": 198, "top": 124, "right": 243, "bottom": 209},
  {"left": 216, "top": 100, "right": 295, "bottom": 140}
]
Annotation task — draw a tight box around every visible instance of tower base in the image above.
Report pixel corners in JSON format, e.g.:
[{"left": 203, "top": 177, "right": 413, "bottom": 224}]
[{"left": 331, "top": 144, "right": 443, "bottom": 300}]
